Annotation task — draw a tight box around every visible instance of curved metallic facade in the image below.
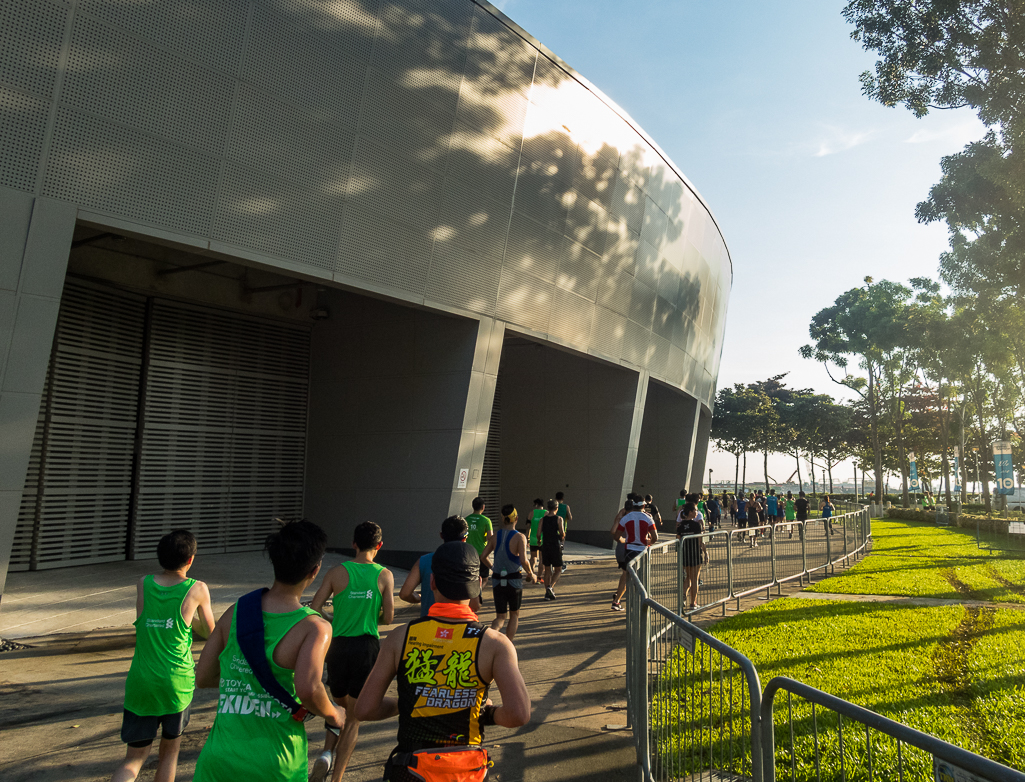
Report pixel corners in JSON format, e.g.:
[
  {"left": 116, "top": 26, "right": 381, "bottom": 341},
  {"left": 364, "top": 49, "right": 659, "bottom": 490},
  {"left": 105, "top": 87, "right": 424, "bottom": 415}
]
[{"left": 0, "top": 0, "right": 730, "bottom": 406}]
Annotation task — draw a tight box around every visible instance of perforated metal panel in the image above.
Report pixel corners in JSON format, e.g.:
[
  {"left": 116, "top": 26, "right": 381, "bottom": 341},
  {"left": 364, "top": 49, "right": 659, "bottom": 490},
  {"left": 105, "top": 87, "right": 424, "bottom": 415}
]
[
  {"left": 213, "top": 161, "right": 344, "bottom": 270},
  {"left": 63, "top": 16, "right": 234, "bottom": 155},
  {"left": 0, "top": 85, "right": 48, "bottom": 191},
  {"left": 132, "top": 299, "right": 310, "bottom": 558},
  {"left": 548, "top": 288, "right": 592, "bottom": 350},
  {"left": 78, "top": 0, "right": 247, "bottom": 73},
  {"left": 43, "top": 106, "right": 219, "bottom": 235},
  {"left": 10, "top": 397, "right": 44, "bottom": 572},
  {"left": 590, "top": 305, "right": 625, "bottom": 359},
  {"left": 0, "top": 0, "right": 66, "bottom": 98},
  {"left": 495, "top": 266, "right": 552, "bottom": 333},
  {"left": 243, "top": 3, "right": 370, "bottom": 122},
  {"left": 556, "top": 239, "right": 601, "bottom": 301}
]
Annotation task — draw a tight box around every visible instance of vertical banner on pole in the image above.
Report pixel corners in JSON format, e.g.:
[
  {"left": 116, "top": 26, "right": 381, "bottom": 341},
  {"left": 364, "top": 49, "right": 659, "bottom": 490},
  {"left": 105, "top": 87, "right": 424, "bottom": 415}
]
[
  {"left": 909, "top": 452, "right": 920, "bottom": 491},
  {"left": 993, "top": 441, "right": 1014, "bottom": 495},
  {"left": 953, "top": 446, "right": 961, "bottom": 492}
]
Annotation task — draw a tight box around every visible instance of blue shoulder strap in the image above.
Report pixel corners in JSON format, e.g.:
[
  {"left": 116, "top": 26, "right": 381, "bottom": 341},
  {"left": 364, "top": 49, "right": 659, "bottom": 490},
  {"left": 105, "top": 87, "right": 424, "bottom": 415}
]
[{"left": 235, "top": 588, "right": 310, "bottom": 722}]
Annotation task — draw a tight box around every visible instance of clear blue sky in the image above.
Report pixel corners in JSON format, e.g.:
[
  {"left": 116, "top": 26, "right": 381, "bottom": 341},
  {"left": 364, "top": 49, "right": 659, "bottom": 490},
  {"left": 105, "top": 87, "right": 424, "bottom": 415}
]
[{"left": 495, "top": 0, "right": 985, "bottom": 488}]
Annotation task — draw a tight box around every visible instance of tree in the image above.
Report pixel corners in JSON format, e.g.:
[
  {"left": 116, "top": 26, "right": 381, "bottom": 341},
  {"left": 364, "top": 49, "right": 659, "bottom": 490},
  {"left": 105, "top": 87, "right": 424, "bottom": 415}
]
[
  {"left": 800, "top": 277, "right": 912, "bottom": 499},
  {"left": 711, "top": 385, "right": 771, "bottom": 494}
]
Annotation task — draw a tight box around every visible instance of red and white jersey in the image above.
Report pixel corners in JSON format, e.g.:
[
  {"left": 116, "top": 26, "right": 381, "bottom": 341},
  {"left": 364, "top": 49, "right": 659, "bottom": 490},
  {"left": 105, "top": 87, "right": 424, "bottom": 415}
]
[{"left": 617, "top": 511, "right": 655, "bottom": 551}]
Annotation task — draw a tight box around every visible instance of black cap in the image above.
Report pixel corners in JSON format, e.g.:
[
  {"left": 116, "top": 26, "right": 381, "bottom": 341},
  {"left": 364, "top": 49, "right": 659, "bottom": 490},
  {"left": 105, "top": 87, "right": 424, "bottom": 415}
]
[{"left": 432, "top": 542, "right": 482, "bottom": 601}]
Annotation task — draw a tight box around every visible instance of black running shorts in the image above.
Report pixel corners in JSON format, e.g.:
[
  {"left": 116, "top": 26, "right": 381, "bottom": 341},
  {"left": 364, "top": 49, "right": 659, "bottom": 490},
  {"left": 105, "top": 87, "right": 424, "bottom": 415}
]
[
  {"left": 121, "top": 705, "right": 191, "bottom": 747},
  {"left": 326, "top": 634, "right": 380, "bottom": 699},
  {"left": 541, "top": 544, "right": 563, "bottom": 569},
  {"left": 618, "top": 548, "right": 643, "bottom": 571},
  {"left": 492, "top": 583, "right": 523, "bottom": 614}
]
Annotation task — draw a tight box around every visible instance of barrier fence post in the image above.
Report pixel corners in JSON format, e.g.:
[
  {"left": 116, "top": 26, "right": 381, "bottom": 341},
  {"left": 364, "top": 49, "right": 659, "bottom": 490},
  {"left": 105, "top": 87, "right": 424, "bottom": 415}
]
[
  {"left": 825, "top": 518, "right": 833, "bottom": 574},
  {"left": 771, "top": 530, "right": 779, "bottom": 595},
  {"left": 844, "top": 514, "right": 850, "bottom": 563},
  {"left": 727, "top": 532, "right": 737, "bottom": 611},
  {"left": 677, "top": 538, "right": 686, "bottom": 615},
  {"left": 800, "top": 521, "right": 808, "bottom": 585}
]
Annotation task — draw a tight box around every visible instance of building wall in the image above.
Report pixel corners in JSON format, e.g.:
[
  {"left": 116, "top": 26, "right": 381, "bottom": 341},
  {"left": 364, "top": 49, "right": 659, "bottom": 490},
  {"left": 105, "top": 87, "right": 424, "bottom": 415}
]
[
  {"left": 633, "top": 379, "right": 703, "bottom": 521},
  {"left": 498, "top": 340, "right": 649, "bottom": 547},
  {"left": 0, "top": 0, "right": 730, "bottom": 406},
  {"left": 304, "top": 288, "right": 502, "bottom": 566}
]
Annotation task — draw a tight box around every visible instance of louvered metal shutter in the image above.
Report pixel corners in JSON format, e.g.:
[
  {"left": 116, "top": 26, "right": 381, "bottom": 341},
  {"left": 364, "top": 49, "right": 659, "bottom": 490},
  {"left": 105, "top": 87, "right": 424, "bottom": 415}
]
[
  {"left": 12, "top": 282, "right": 148, "bottom": 570},
  {"left": 130, "top": 300, "right": 310, "bottom": 557},
  {"left": 478, "top": 376, "right": 501, "bottom": 515}
]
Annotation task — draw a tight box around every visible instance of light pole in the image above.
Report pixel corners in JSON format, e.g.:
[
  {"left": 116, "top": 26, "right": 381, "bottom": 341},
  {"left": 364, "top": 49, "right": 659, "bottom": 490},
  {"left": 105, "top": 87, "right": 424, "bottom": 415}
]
[{"left": 708, "top": 468, "right": 713, "bottom": 494}]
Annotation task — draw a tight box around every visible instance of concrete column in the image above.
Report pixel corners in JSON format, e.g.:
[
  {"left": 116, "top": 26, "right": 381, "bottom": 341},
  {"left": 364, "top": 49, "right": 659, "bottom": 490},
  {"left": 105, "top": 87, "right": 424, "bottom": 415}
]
[
  {"left": 447, "top": 317, "right": 504, "bottom": 517},
  {"left": 688, "top": 407, "right": 713, "bottom": 493},
  {"left": 634, "top": 380, "right": 703, "bottom": 516},
  {"left": 617, "top": 369, "right": 649, "bottom": 505},
  {"left": 0, "top": 189, "right": 76, "bottom": 602}
]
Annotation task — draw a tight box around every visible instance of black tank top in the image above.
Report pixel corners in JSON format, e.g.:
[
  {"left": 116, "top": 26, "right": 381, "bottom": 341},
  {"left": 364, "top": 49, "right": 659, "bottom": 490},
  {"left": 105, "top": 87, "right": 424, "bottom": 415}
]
[
  {"left": 396, "top": 616, "right": 490, "bottom": 750},
  {"left": 541, "top": 515, "right": 560, "bottom": 547}
]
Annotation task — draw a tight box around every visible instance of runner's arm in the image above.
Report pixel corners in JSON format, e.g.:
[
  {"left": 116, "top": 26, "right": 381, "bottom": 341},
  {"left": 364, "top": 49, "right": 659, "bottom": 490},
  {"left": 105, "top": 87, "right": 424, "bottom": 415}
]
[
  {"left": 184, "top": 580, "right": 216, "bottom": 636},
  {"left": 135, "top": 577, "right": 145, "bottom": 619},
  {"left": 398, "top": 560, "right": 422, "bottom": 605},
  {"left": 489, "top": 634, "right": 531, "bottom": 727},
  {"left": 310, "top": 567, "right": 343, "bottom": 617},
  {"left": 294, "top": 616, "right": 344, "bottom": 727},
  {"left": 355, "top": 629, "right": 402, "bottom": 722},
  {"left": 517, "top": 533, "right": 536, "bottom": 582},
  {"left": 646, "top": 523, "right": 659, "bottom": 545},
  {"left": 557, "top": 517, "right": 565, "bottom": 541},
  {"left": 195, "top": 604, "right": 234, "bottom": 688},
  {"left": 379, "top": 568, "right": 395, "bottom": 625},
  {"left": 480, "top": 533, "right": 497, "bottom": 570}
]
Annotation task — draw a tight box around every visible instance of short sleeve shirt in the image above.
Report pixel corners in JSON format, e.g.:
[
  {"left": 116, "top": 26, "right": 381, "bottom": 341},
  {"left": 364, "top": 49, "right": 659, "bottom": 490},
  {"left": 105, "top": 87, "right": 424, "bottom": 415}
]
[
  {"left": 464, "top": 513, "right": 492, "bottom": 555},
  {"left": 617, "top": 511, "right": 655, "bottom": 552},
  {"left": 794, "top": 498, "right": 810, "bottom": 521}
]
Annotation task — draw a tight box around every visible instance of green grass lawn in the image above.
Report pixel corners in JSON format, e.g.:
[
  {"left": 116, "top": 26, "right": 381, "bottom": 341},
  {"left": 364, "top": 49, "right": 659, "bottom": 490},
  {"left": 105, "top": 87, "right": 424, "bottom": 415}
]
[
  {"left": 653, "top": 520, "right": 1025, "bottom": 778},
  {"left": 808, "top": 519, "right": 1025, "bottom": 603}
]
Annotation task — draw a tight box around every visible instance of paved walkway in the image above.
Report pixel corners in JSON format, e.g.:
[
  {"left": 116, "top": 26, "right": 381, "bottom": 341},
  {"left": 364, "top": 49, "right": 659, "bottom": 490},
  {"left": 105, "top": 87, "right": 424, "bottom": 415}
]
[{"left": 0, "top": 544, "right": 635, "bottom": 782}]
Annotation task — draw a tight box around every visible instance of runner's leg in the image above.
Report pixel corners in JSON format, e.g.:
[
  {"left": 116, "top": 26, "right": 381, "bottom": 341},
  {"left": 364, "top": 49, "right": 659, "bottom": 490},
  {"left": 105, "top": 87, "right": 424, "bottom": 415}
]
[
  {"left": 331, "top": 695, "right": 360, "bottom": 782},
  {"left": 491, "top": 612, "right": 507, "bottom": 634},
  {"left": 154, "top": 736, "right": 182, "bottom": 782},
  {"left": 112, "top": 745, "right": 150, "bottom": 782},
  {"left": 506, "top": 609, "right": 520, "bottom": 640}
]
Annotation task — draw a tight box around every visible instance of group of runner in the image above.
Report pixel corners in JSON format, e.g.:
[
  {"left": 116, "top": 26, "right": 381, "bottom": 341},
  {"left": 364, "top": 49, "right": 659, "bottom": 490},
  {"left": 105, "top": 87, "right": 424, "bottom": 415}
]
[{"left": 111, "top": 518, "right": 530, "bottom": 782}]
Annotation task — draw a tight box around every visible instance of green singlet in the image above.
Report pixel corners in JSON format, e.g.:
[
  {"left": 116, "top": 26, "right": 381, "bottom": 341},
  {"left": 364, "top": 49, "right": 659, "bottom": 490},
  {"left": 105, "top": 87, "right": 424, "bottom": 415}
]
[
  {"left": 193, "top": 604, "right": 318, "bottom": 782},
  {"left": 529, "top": 509, "right": 544, "bottom": 546},
  {"left": 123, "top": 575, "right": 196, "bottom": 716},
  {"left": 557, "top": 502, "right": 570, "bottom": 531},
  {"left": 785, "top": 500, "right": 796, "bottom": 521},
  {"left": 332, "top": 561, "right": 384, "bottom": 638},
  {"left": 464, "top": 513, "right": 493, "bottom": 556}
]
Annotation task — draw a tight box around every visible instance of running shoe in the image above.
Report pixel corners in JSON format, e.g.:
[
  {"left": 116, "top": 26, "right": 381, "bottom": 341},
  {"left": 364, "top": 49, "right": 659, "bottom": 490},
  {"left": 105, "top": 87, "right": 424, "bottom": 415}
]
[
  {"left": 611, "top": 601, "right": 623, "bottom": 611},
  {"left": 544, "top": 588, "right": 554, "bottom": 600},
  {"left": 311, "top": 751, "right": 332, "bottom": 782}
]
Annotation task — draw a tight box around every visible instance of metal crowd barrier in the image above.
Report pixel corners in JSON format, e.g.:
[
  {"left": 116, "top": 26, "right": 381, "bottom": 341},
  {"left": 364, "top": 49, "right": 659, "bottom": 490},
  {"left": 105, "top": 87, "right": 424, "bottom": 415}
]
[
  {"left": 664, "top": 507, "right": 874, "bottom": 617},
  {"left": 761, "top": 677, "right": 1025, "bottom": 782},
  {"left": 624, "top": 506, "right": 1025, "bottom": 782},
  {"left": 626, "top": 565, "right": 764, "bottom": 782}
]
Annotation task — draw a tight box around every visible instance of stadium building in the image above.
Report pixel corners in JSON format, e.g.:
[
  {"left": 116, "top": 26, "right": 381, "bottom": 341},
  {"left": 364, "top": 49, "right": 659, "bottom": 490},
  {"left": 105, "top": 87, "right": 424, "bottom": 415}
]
[{"left": 0, "top": 0, "right": 731, "bottom": 597}]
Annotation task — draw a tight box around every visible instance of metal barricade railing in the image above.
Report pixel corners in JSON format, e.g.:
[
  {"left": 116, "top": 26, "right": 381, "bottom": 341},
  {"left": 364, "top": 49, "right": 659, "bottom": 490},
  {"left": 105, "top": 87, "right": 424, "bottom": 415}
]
[
  {"left": 627, "top": 564, "right": 764, "bottom": 782},
  {"left": 761, "top": 677, "right": 1025, "bottom": 782},
  {"left": 673, "top": 507, "right": 873, "bottom": 617},
  {"left": 625, "top": 506, "right": 1025, "bottom": 782}
]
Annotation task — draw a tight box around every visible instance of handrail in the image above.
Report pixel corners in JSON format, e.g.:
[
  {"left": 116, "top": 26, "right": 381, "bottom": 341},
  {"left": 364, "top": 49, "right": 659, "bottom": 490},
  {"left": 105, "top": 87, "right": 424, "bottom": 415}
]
[{"left": 761, "top": 677, "right": 1025, "bottom": 782}]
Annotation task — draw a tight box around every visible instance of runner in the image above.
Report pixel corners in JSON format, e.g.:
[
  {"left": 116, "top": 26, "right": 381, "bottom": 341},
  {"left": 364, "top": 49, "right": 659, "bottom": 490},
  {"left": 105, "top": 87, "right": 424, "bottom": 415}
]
[
  {"left": 794, "top": 490, "right": 810, "bottom": 540},
  {"left": 735, "top": 493, "right": 748, "bottom": 541},
  {"left": 784, "top": 491, "right": 797, "bottom": 538},
  {"left": 540, "top": 500, "right": 565, "bottom": 600},
  {"left": 481, "top": 504, "right": 536, "bottom": 640},
  {"left": 526, "top": 499, "right": 545, "bottom": 575},
  {"left": 399, "top": 516, "right": 469, "bottom": 617},
  {"left": 705, "top": 494, "right": 721, "bottom": 531},
  {"left": 354, "top": 542, "right": 531, "bottom": 782},
  {"left": 555, "top": 492, "right": 572, "bottom": 572},
  {"left": 675, "top": 502, "right": 707, "bottom": 610},
  {"left": 747, "top": 492, "right": 761, "bottom": 547},
  {"left": 766, "top": 490, "right": 779, "bottom": 537},
  {"left": 821, "top": 494, "right": 836, "bottom": 534},
  {"left": 643, "top": 494, "right": 662, "bottom": 529},
  {"left": 193, "top": 520, "right": 343, "bottom": 782},
  {"left": 112, "top": 530, "right": 216, "bottom": 782},
  {"left": 465, "top": 498, "right": 494, "bottom": 600},
  {"left": 309, "top": 522, "right": 395, "bottom": 782},
  {"left": 674, "top": 490, "right": 687, "bottom": 517},
  {"left": 611, "top": 496, "right": 658, "bottom": 611}
]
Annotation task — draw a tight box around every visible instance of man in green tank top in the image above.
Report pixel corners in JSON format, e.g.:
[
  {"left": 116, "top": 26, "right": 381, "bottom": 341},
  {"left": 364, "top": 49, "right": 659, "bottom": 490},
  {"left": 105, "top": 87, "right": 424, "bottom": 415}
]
[
  {"left": 194, "top": 520, "right": 342, "bottom": 782},
  {"left": 309, "top": 521, "right": 395, "bottom": 782},
  {"left": 555, "top": 492, "right": 572, "bottom": 573},
  {"left": 112, "top": 529, "right": 215, "bottom": 782},
  {"left": 527, "top": 498, "right": 545, "bottom": 574},
  {"left": 464, "top": 497, "right": 493, "bottom": 597}
]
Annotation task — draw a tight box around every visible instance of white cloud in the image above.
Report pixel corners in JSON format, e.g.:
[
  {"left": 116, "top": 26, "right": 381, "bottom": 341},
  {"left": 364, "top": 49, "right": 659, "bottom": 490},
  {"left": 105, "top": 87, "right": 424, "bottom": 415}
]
[
  {"left": 905, "top": 117, "right": 988, "bottom": 146},
  {"left": 813, "top": 125, "right": 874, "bottom": 157}
]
